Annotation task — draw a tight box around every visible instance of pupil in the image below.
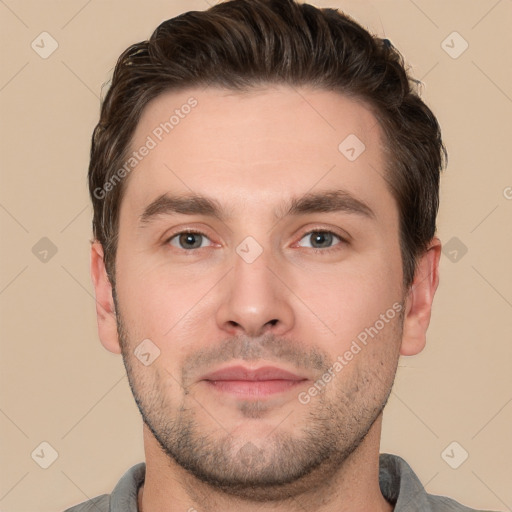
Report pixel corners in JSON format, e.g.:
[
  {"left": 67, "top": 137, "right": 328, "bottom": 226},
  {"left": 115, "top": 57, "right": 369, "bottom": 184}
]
[
  {"left": 312, "top": 232, "right": 331, "bottom": 248},
  {"left": 178, "top": 233, "right": 332, "bottom": 250},
  {"left": 180, "top": 233, "right": 201, "bottom": 249}
]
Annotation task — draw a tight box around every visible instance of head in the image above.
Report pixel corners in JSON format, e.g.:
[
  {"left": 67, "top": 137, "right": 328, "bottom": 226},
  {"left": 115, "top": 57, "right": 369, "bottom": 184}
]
[{"left": 89, "top": 0, "right": 445, "bottom": 501}]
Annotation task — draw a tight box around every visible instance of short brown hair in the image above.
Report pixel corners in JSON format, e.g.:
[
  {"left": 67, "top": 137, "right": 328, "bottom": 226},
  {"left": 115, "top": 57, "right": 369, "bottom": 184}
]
[{"left": 89, "top": 0, "right": 447, "bottom": 289}]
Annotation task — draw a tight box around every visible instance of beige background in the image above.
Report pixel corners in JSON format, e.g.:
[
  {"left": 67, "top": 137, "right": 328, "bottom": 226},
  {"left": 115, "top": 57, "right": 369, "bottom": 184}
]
[{"left": 0, "top": 0, "right": 511, "bottom": 511}]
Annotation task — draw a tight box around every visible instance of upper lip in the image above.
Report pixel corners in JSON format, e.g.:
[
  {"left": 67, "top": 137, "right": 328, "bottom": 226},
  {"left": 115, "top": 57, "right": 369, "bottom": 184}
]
[{"left": 201, "top": 365, "right": 307, "bottom": 382}]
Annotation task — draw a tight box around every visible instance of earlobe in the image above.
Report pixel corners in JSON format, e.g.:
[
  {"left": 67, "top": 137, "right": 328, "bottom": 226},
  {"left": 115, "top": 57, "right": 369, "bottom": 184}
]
[
  {"left": 400, "top": 237, "right": 441, "bottom": 356},
  {"left": 90, "top": 241, "right": 122, "bottom": 354}
]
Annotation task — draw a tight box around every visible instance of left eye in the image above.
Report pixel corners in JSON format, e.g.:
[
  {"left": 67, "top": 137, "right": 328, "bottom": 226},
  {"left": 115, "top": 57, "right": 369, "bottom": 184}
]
[
  {"left": 297, "top": 230, "right": 343, "bottom": 250},
  {"left": 166, "top": 230, "right": 344, "bottom": 252},
  {"left": 167, "top": 231, "right": 212, "bottom": 250}
]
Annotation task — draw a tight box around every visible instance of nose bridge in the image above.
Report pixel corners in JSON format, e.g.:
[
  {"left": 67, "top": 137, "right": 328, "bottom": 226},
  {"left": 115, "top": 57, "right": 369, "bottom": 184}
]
[
  {"left": 215, "top": 233, "right": 295, "bottom": 337},
  {"left": 234, "top": 235, "right": 275, "bottom": 297}
]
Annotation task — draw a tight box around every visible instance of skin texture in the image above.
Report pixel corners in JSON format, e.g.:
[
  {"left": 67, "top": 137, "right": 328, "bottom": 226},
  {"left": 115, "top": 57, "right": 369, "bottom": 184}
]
[{"left": 90, "top": 86, "right": 441, "bottom": 512}]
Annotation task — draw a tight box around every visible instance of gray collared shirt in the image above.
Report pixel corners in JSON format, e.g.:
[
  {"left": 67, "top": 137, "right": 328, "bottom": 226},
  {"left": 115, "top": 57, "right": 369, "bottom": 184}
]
[{"left": 62, "top": 453, "right": 494, "bottom": 511}]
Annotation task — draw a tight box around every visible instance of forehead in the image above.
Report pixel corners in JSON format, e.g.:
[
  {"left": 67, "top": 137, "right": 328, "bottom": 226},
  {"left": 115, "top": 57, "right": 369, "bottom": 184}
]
[{"left": 121, "top": 85, "right": 396, "bottom": 227}]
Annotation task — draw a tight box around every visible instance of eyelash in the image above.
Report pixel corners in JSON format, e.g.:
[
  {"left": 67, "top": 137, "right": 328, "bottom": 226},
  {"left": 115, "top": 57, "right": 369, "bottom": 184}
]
[
  {"left": 299, "top": 229, "right": 348, "bottom": 254},
  {"left": 164, "top": 228, "right": 348, "bottom": 255}
]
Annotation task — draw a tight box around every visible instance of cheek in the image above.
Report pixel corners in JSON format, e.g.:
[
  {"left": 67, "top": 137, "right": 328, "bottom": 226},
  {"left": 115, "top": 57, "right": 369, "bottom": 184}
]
[
  {"left": 115, "top": 254, "right": 216, "bottom": 348},
  {"left": 289, "top": 253, "right": 402, "bottom": 350}
]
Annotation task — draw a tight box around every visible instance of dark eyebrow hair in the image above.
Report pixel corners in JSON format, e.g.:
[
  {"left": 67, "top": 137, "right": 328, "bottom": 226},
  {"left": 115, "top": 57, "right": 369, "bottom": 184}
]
[
  {"left": 138, "top": 189, "right": 375, "bottom": 227},
  {"left": 283, "top": 189, "right": 375, "bottom": 219}
]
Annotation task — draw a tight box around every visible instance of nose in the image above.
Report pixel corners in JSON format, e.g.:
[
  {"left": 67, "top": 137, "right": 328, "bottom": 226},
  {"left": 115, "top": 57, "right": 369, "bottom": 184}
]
[{"left": 215, "top": 243, "right": 295, "bottom": 338}]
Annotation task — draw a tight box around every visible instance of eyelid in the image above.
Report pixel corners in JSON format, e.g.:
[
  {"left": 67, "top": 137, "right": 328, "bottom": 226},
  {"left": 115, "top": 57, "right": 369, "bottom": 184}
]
[
  {"left": 164, "top": 228, "right": 215, "bottom": 247},
  {"left": 163, "top": 226, "right": 350, "bottom": 252},
  {"left": 293, "top": 228, "right": 349, "bottom": 254},
  {"left": 296, "top": 226, "right": 350, "bottom": 244}
]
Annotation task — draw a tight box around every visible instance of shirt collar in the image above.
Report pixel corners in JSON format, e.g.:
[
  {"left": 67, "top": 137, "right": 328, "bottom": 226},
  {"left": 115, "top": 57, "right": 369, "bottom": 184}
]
[
  {"left": 108, "top": 454, "right": 432, "bottom": 511},
  {"left": 379, "top": 453, "right": 433, "bottom": 510}
]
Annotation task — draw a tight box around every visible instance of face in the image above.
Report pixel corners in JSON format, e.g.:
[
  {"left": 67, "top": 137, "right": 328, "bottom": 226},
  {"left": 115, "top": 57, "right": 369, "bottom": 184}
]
[{"left": 105, "top": 86, "right": 410, "bottom": 498}]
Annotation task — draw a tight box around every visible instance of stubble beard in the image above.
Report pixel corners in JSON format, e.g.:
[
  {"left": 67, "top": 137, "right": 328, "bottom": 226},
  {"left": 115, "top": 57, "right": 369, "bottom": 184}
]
[{"left": 114, "top": 294, "right": 403, "bottom": 501}]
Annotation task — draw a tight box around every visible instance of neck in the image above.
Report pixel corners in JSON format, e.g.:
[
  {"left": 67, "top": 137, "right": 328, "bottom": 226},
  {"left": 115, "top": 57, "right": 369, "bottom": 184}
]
[{"left": 138, "top": 416, "right": 393, "bottom": 512}]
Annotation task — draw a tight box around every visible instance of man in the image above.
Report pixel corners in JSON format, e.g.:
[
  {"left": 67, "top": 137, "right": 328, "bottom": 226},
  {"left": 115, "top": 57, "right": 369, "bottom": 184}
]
[{"left": 65, "top": 0, "right": 494, "bottom": 510}]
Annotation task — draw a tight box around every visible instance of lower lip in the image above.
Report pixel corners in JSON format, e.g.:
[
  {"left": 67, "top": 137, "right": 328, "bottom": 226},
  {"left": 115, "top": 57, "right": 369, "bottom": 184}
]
[{"left": 204, "top": 379, "right": 306, "bottom": 398}]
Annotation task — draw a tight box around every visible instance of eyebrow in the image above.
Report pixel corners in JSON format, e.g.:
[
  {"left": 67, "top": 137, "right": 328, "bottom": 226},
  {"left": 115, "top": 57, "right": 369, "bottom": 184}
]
[{"left": 138, "top": 189, "right": 375, "bottom": 227}]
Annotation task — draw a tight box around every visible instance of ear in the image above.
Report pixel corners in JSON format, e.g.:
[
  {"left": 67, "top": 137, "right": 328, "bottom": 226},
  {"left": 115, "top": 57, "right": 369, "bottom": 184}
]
[
  {"left": 90, "top": 241, "right": 121, "bottom": 354},
  {"left": 400, "top": 237, "right": 441, "bottom": 356}
]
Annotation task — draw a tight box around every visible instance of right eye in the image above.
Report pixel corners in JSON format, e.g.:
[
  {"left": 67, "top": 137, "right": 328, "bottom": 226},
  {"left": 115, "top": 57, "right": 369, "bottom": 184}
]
[{"left": 166, "top": 231, "right": 214, "bottom": 251}]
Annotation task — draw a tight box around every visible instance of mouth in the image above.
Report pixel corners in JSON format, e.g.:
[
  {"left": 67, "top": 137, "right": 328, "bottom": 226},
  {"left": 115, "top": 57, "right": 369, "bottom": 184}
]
[{"left": 201, "top": 365, "right": 309, "bottom": 398}]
